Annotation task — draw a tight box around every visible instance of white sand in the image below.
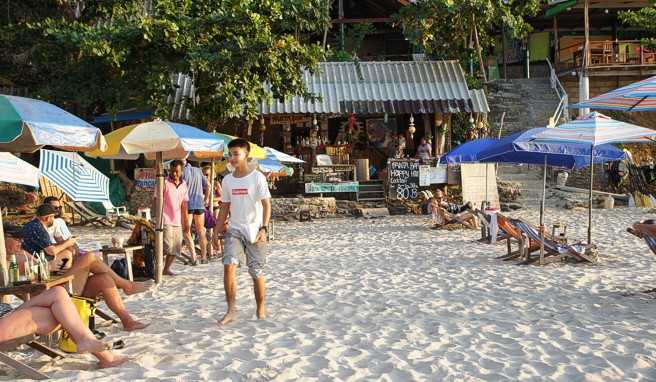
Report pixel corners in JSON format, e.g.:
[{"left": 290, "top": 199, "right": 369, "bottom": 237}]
[{"left": 3, "top": 207, "right": 656, "bottom": 381}]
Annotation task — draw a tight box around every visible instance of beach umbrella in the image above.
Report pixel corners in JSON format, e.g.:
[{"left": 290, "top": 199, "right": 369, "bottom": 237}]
[
  {"left": 569, "top": 76, "right": 656, "bottom": 112},
  {"left": 515, "top": 112, "right": 656, "bottom": 244},
  {"left": 439, "top": 138, "right": 497, "bottom": 165},
  {"left": 0, "top": 95, "right": 107, "bottom": 153},
  {"left": 39, "top": 149, "right": 109, "bottom": 202},
  {"left": 88, "top": 120, "right": 223, "bottom": 283},
  {"left": 479, "top": 130, "right": 626, "bottom": 229},
  {"left": 264, "top": 147, "right": 305, "bottom": 163},
  {"left": 0, "top": 95, "right": 106, "bottom": 286},
  {"left": 0, "top": 153, "right": 40, "bottom": 188}
]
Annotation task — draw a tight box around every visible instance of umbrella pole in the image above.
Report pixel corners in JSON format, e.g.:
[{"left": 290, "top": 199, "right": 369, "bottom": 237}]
[
  {"left": 485, "top": 163, "right": 488, "bottom": 209},
  {"left": 155, "top": 152, "right": 164, "bottom": 284},
  {"left": 0, "top": 212, "right": 8, "bottom": 290},
  {"left": 588, "top": 146, "right": 594, "bottom": 244},
  {"left": 540, "top": 155, "right": 547, "bottom": 265}
]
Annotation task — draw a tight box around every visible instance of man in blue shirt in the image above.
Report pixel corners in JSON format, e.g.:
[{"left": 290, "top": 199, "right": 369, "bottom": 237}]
[
  {"left": 21, "top": 204, "right": 77, "bottom": 263},
  {"left": 182, "top": 160, "right": 209, "bottom": 264}
]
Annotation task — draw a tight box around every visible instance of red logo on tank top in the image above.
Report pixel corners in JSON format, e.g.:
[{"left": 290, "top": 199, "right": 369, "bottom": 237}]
[{"left": 232, "top": 188, "right": 249, "bottom": 195}]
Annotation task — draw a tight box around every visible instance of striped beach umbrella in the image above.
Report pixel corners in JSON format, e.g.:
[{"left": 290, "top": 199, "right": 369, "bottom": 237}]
[
  {"left": 0, "top": 95, "right": 106, "bottom": 152},
  {"left": 39, "top": 149, "right": 109, "bottom": 202},
  {"left": 265, "top": 147, "right": 305, "bottom": 163},
  {"left": 570, "top": 76, "right": 656, "bottom": 112},
  {"left": 215, "top": 133, "right": 267, "bottom": 159},
  {"left": 0, "top": 153, "right": 40, "bottom": 188}
]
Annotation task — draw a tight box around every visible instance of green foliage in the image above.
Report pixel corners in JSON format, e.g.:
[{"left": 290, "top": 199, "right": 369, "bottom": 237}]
[
  {"left": 1, "top": 0, "right": 330, "bottom": 126},
  {"left": 394, "top": 0, "right": 542, "bottom": 63},
  {"left": 619, "top": 4, "right": 656, "bottom": 50},
  {"left": 327, "top": 23, "right": 376, "bottom": 62}
]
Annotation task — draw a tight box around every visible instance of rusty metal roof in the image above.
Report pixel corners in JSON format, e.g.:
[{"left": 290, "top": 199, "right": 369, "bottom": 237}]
[{"left": 259, "top": 60, "right": 475, "bottom": 115}]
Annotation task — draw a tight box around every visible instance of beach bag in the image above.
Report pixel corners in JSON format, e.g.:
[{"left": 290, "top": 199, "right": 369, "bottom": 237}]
[
  {"left": 58, "top": 296, "right": 96, "bottom": 353},
  {"left": 204, "top": 207, "right": 217, "bottom": 229},
  {"left": 111, "top": 259, "right": 129, "bottom": 279}
]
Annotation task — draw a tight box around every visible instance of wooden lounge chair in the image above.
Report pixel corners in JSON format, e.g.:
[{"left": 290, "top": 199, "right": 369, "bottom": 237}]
[
  {"left": 65, "top": 201, "right": 114, "bottom": 227},
  {"left": 513, "top": 219, "right": 597, "bottom": 264},
  {"left": 0, "top": 334, "right": 67, "bottom": 380},
  {"left": 495, "top": 213, "right": 541, "bottom": 262}
]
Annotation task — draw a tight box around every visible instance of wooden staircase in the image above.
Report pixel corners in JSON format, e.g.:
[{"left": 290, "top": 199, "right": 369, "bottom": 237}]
[{"left": 357, "top": 180, "right": 385, "bottom": 202}]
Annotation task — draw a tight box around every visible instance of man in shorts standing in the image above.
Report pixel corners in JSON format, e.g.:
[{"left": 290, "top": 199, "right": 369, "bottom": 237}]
[
  {"left": 216, "top": 138, "right": 271, "bottom": 325},
  {"left": 182, "top": 160, "right": 209, "bottom": 264},
  {"left": 160, "top": 160, "right": 188, "bottom": 276}
]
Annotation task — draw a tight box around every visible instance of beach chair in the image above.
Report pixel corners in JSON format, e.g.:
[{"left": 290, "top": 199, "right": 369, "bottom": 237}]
[
  {"left": 101, "top": 200, "right": 128, "bottom": 218},
  {"left": 0, "top": 334, "right": 67, "bottom": 380},
  {"left": 495, "top": 214, "right": 540, "bottom": 261},
  {"left": 65, "top": 201, "right": 114, "bottom": 227},
  {"left": 627, "top": 226, "right": 656, "bottom": 254},
  {"left": 514, "top": 219, "right": 597, "bottom": 264}
]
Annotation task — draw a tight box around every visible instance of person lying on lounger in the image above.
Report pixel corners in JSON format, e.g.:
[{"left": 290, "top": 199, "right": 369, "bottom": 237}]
[
  {"left": 7, "top": 207, "right": 151, "bottom": 332},
  {"left": 0, "top": 286, "right": 128, "bottom": 369},
  {"left": 430, "top": 190, "right": 479, "bottom": 230}
]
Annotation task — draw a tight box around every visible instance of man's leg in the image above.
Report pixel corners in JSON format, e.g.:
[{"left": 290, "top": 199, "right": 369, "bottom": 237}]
[
  {"left": 61, "top": 252, "right": 151, "bottom": 295},
  {"left": 218, "top": 264, "right": 238, "bottom": 325},
  {"left": 182, "top": 213, "right": 197, "bottom": 263},
  {"left": 163, "top": 225, "right": 182, "bottom": 276},
  {"left": 82, "top": 274, "right": 148, "bottom": 331},
  {"left": 253, "top": 276, "right": 266, "bottom": 319},
  {"left": 163, "top": 255, "right": 176, "bottom": 276},
  {"left": 193, "top": 213, "right": 207, "bottom": 262}
]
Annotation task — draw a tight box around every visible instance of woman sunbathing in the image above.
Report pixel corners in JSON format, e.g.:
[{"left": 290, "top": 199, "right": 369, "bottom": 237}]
[
  {"left": 430, "top": 190, "right": 479, "bottom": 229},
  {"left": 0, "top": 287, "right": 128, "bottom": 369}
]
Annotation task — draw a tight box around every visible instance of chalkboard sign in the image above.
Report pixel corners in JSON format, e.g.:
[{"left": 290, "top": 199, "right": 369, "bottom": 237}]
[{"left": 388, "top": 159, "right": 420, "bottom": 200}]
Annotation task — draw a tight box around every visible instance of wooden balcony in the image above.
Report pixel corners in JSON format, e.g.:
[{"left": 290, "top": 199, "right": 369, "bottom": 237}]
[{"left": 556, "top": 40, "right": 656, "bottom": 77}]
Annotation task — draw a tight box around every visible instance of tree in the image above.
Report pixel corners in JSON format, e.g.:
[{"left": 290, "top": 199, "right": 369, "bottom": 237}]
[
  {"left": 619, "top": 5, "right": 656, "bottom": 50},
  {"left": 1, "top": 0, "right": 331, "bottom": 127},
  {"left": 393, "top": 0, "right": 542, "bottom": 76}
]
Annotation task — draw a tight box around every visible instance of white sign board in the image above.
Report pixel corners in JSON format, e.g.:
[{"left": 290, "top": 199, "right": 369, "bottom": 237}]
[
  {"left": 419, "top": 165, "right": 431, "bottom": 186},
  {"left": 460, "top": 163, "right": 500, "bottom": 209},
  {"left": 429, "top": 165, "right": 448, "bottom": 184}
]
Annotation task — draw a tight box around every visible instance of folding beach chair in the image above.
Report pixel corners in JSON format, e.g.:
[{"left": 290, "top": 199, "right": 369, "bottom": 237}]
[
  {"left": 65, "top": 201, "right": 114, "bottom": 227},
  {"left": 474, "top": 210, "right": 509, "bottom": 244},
  {"left": 0, "top": 334, "right": 67, "bottom": 380},
  {"left": 495, "top": 214, "right": 540, "bottom": 261},
  {"left": 514, "top": 219, "right": 597, "bottom": 264}
]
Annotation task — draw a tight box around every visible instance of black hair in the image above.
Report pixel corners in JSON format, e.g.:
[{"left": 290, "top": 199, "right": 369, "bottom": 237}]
[
  {"left": 43, "top": 196, "right": 60, "bottom": 205},
  {"left": 170, "top": 160, "right": 184, "bottom": 169},
  {"left": 227, "top": 138, "right": 251, "bottom": 153}
]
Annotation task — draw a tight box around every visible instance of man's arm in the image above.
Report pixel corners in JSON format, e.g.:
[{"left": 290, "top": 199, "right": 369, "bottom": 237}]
[
  {"left": 261, "top": 198, "right": 271, "bottom": 228},
  {"left": 216, "top": 202, "right": 230, "bottom": 233},
  {"left": 43, "top": 238, "right": 75, "bottom": 257}
]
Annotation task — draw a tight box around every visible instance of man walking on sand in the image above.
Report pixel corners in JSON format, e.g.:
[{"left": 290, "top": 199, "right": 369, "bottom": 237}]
[
  {"left": 158, "top": 160, "right": 189, "bottom": 276},
  {"left": 216, "top": 138, "right": 271, "bottom": 325}
]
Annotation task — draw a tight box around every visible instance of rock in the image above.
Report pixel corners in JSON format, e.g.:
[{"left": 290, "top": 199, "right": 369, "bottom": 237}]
[{"left": 508, "top": 203, "right": 523, "bottom": 210}]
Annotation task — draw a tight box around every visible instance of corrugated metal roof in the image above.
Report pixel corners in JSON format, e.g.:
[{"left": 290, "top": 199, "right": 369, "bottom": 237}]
[
  {"left": 470, "top": 89, "right": 490, "bottom": 114},
  {"left": 259, "top": 60, "right": 474, "bottom": 115}
]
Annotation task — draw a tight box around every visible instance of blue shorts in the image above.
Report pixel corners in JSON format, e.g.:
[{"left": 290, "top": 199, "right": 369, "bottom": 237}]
[{"left": 223, "top": 230, "right": 267, "bottom": 279}]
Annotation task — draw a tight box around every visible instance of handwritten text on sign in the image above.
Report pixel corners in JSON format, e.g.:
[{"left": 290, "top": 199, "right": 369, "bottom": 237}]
[{"left": 388, "top": 159, "right": 420, "bottom": 200}]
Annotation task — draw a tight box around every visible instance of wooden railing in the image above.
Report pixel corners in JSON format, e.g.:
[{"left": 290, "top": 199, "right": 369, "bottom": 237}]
[
  {"left": 546, "top": 57, "right": 569, "bottom": 125},
  {"left": 556, "top": 39, "right": 656, "bottom": 72}
]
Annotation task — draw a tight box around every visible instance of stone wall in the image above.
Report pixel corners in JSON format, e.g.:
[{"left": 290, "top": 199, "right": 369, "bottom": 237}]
[
  {"left": 564, "top": 165, "right": 608, "bottom": 191},
  {"left": 272, "top": 197, "right": 337, "bottom": 219}
]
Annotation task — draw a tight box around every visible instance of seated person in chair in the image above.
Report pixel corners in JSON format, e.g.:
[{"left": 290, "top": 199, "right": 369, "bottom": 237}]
[
  {"left": 0, "top": 286, "right": 128, "bottom": 369},
  {"left": 14, "top": 205, "right": 151, "bottom": 332},
  {"left": 430, "top": 190, "right": 479, "bottom": 230}
]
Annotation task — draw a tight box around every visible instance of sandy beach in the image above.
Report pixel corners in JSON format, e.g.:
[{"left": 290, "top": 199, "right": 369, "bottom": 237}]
[{"left": 3, "top": 207, "right": 656, "bottom": 381}]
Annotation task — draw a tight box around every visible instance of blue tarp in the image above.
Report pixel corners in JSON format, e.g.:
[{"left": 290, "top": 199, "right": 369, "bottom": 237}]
[{"left": 440, "top": 130, "right": 626, "bottom": 169}]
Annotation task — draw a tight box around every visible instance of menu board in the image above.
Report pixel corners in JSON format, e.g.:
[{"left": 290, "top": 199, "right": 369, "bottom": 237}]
[{"left": 388, "top": 159, "right": 420, "bottom": 200}]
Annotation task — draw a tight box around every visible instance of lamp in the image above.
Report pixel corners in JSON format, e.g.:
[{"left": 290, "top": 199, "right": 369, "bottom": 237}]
[{"left": 408, "top": 114, "right": 416, "bottom": 138}]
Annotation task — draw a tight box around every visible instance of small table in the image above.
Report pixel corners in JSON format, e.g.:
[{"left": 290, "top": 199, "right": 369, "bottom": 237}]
[
  {"left": 0, "top": 275, "right": 74, "bottom": 300},
  {"left": 100, "top": 245, "right": 143, "bottom": 282}
]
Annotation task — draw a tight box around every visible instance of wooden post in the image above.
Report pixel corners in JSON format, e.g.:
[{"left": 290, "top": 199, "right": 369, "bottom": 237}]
[
  {"left": 472, "top": 14, "right": 488, "bottom": 83},
  {"left": 579, "top": 0, "right": 590, "bottom": 117},
  {"left": 0, "top": 212, "right": 7, "bottom": 289},
  {"left": 154, "top": 152, "right": 164, "bottom": 284},
  {"left": 502, "top": 28, "right": 507, "bottom": 80},
  {"left": 446, "top": 113, "right": 453, "bottom": 152},
  {"left": 435, "top": 113, "right": 445, "bottom": 155},
  {"left": 283, "top": 123, "right": 292, "bottom": 154},
  {"left": 554, "top": 16, "right": 560, "bottom": 71}
]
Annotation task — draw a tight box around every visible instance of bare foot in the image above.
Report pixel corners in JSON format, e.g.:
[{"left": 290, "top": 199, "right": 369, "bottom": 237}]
[
  {"left": 163, "top": 270, "right": 176, "bottom": 276},
  {"left": 217, "top": 311, "right": 237, "bottom": 326},
  {"left": 76, "top": 338, "right": 108, "bottom": 354},
  {"left": 97, "top": 353, "right": 130, "bottom": 369},
  {"left": 123, "top": 320, "right": 150, "bottom": 332},
  {"left": 257, "top": 306, "right": 266, "bottom": 320},
  {"left": 124, "top": 280, "right": 154, "bottom": 296}
]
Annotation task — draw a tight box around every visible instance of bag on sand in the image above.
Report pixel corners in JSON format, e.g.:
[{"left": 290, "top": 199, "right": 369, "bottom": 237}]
[
  {"left": 111, "top": 258, "right": 129, "bottom": 279},
  {"left": 58, "top": 296, "right": 96, "bottom": 353}
]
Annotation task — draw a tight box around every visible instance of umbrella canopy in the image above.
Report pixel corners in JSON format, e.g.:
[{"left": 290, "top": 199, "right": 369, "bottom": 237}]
[
  {"left": 0, "top": 153, "right": 39, "bottom": 188},
  {"left": 87, "top": 120, "right": 224, "bottom": 160},
  {"left": 257, "top": 157, "right": 284, "bottom": 173},
  {"left": 0, "top": 95, "right": 106, "bottom": 153},
  {"left": 570, "top": 76, "right": 656, "bottom": 111},
  {"left": 515, "top": 112, "right": 656, "bottom": 146},
  {"left": 215, "top": 133, "right": 267, "bottom": 159},
  {"left": 265, "top": 147, "right": 305, "bottom": 163},
  {"left": 39, "top": 149, "right": 109, "bottom": 202},
  {"left": 439, "top": 138, "right": 497, "bottom": 164},
  {"left": 480, "top": 130, "right": 626, "bottom": 169}
]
